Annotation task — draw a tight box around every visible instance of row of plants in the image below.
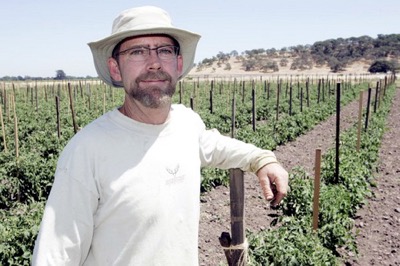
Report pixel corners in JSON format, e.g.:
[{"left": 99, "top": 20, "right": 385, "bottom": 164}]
[
  {"left": 0, "top": 82, "right": 125, "bottom": 265},
  {"left": 247, "top": 82, "right": 396, "bottom": 265},
  {"left": 0, "top": 77, "right": 384, "bottom": 264},
  {"left": 197, "top": 79, "right": 371, "bottom": 191},
  {"left": 0, "top": 82, "right": 121, "bottom": 209},
  {"left": 0, "top": 77, "right": 374, "bottom": 204}
]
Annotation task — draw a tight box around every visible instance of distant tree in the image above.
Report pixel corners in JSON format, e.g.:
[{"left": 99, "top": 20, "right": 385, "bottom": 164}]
[
  {"left": 230, "top": 50, "right": 238, "bottom": 57},
  {"left": 201, "top": 58, "right": 214, "bottom": 66},
  {"left": 266, "top": 48, "right": 277, "bottom": 57},
  {"left": 327, "top": 57, "right": 345, "bottom": 72},
  {"left": 280, "top": 58, "right": 289, "bottom": 67},
  {"left": 289, "top": 45, "right": 307, "bottom": 55},
  {"left": 368, "top": 60, "right": 396, "bottom": 73},
  {"left": 279, "top": 47, "right": 288, "bottom": 56},
  {"left": 244, "top": 48, "right": 265, "bottom": 57},
  {"left": 290, "top": 54, "right": 313, "bottom": 70},
  {"left": 216, "top": 51, "right": 230, "bottom": 63},
  {"left": 55, "top": 70, "right": 66, "bottom": 80},
  {"left": 261, "top": 60, "right": 279, "bottom": 72},
  {"left": 242, "top": 59, "right": 257, "bottom": 71}
]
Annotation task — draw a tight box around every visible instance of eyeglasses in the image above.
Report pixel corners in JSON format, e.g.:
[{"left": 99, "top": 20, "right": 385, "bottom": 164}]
[{"left": 116, "top": 45, "right": 180, "bottom": 62}]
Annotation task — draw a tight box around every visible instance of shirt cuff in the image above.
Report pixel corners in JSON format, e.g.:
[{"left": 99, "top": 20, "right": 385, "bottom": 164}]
[{"left": 250, "top": 152, "right": 278, "bottom": 173}]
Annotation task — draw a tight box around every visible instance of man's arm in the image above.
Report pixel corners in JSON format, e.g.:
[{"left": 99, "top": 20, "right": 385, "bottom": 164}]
[
  {"left": 199, "top": 127, "right": 289, "bottom": 205},
  {"left": 32, "top": 140, "right": 99, "bottom": 265}
]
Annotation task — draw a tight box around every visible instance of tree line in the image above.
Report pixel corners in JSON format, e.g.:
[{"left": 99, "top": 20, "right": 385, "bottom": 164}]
[
  {"left": 0, "top": 70, "right": 96, "bottom": 82},
  {"left": 196, "top": 34, "right": 400, "bottom": 73}
]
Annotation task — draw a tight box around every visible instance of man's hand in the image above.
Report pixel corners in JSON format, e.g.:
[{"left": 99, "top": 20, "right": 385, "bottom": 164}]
[{"left": 256, "top": 163, "right": 289, "bottom": 207}]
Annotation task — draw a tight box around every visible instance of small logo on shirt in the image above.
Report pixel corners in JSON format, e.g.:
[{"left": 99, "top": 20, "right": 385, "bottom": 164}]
[{"left": 165, "top": 164, "right": 184, "bottom": 185}]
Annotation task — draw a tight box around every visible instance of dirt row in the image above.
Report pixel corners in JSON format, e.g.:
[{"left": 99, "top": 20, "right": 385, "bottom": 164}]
[
  {"left": 198, "top": 86, "right": 399, "bottom": 265},
  {"left": 350, "top": 87, "right": 400, "bottom": 266}
]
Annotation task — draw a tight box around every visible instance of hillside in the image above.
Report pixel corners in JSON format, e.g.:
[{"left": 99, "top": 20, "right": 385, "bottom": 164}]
[
  {"left": 188, "top": 33, "right": 400, "bottom": 78},
  {"left": 188, "top": 57, "right": 372, "bottom": 77}
]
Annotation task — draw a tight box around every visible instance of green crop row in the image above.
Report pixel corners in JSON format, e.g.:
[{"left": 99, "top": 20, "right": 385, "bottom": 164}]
[
  {"left": 197, "top": 79, "right": 372, "bottom": 191},
  {"left": 0, "top": 76, "right": 388, "bottom": 264},
  {"left": 247, "top": 83, "right": 396, "bottom": 265}
]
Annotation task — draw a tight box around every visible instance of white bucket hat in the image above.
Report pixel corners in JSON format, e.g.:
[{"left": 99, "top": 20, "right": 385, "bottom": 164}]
[{"left": 88, "top": 6, "right": 201, "bottom": 87}]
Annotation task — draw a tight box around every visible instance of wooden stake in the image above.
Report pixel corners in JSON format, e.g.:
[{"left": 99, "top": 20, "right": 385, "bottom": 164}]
[
  {"left": 275, "top": 82, "right": 280, "bottom": 122},
  {"left": 334, "top": 83, "right": 341, "bottom": 183},
  {"left": 12, "top": 94, "right": 19, "bottom": 158},
  {"left": 312, "top": 149, "right": 322, "bottom": 231},
  {"left": 219, "top": 169, "right": 247, "bottom": 266},
  {"left": 364, "top": 88, "right": 372, "bottom": 131},
  {"left": 68, "top": 83, "right": 78, "bottom": 134},
  {"left": 251, "top": 83, "right": 256, "bottom": 132},
  {"left": 356, "top": 91, "right": 363, "bottom": 151},
  {"left": 55, "top": 96, "right": 61, "bottom": 139},
  {"left": 0, "top": 103, "right": 7, "bottom": 152},
  {"left": 103, "top": 93, "right": 106, "bottom": 114},
  {"left": 231, "top": 97, "right": 236, "bottom": 138}
]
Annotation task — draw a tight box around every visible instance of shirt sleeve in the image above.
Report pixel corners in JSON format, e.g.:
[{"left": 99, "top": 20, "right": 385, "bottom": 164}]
[
  {"left": 199, "top": 127, "right": 278, "bottom": 173},
  {"left": 32, "top": 140, "right": 99, "bottom": 265}
]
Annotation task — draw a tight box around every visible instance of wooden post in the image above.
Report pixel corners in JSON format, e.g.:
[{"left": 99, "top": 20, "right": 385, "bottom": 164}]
[
  {"left": 251, "top": 83, "right": 256, "bottom": 132},
  {"left": 55, "top": 96, "right": 61, "bottom": 139},
  {"left": 364, "top": 88, "right": 372, "bottom": 131},
  {"left": 275, "top": 82, "right": 280, "bottom": 122},
  {"left": 313, "top": 149, "right": 322, "bottom": 231},
  {"left": 334, "top": 83, "right": 341, "bottom": 183},
  {"left": 306, "top": 79, "right": 310, "bottom": 108},
  {"left": 219, "top": 169, "right": 247, "bottom": 266},
  {"left": 103, "top": 93, "right": 106, "bottom": 114},
  {"left": 35, "top": 82, "right": 38, "bottom": 112},
  {"left": 242, "top": 81, "right": 245, "bottom": 104},
  {"left": 68, "top": 83, "right": 78, "bottom": 134},
  {"left": 190, "top": 97, "right": 194, "bottom": 110},
  {"left": 12, "top": 94, "right": 19, "bottom": 159},
  {"left": 356, "top": 91, "right": 363, "bottom": 151},
  {"left": 231, "top": 97, "right": 236, "bottom": 139},
  {"left": 300, "top": 87, "right": 303, "bottom": 112},
  {"left": 373, "top": 81, "right": 379, "bottom": 113},
  {"left": 209, "top": 88, "right": 213, "bottom": 114},
  {"left": 289, "top": 85, "right": 293, "bottom": 116},
  {"left": 0, "top": 103, "right": 7, "bottom": 152},
  {"left": 179, "top": 81, "right": 182, "bottom": 104}
]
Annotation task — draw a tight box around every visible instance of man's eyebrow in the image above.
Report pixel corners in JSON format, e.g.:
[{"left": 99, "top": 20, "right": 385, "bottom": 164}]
[{"left": 123, "top": 44, "right": 148, "bottom": 49}]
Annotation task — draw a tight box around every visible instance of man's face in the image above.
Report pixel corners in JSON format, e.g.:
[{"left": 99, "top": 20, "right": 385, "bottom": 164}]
[{"left": 108, "top": 35, "right": 183, "bottom": 108}]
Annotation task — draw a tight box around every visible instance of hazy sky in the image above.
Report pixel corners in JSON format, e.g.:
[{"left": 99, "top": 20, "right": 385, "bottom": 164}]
[{"left": 1, "top": 0, "right": 399, "bottom": 77}]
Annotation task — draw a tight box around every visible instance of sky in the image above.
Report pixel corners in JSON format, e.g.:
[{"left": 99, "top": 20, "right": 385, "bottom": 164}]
[{"left": 1, "top": 0, "right": 399, "bottom": 78}]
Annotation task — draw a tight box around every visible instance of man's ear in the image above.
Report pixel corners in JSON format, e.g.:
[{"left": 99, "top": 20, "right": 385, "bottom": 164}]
[
  {"left": 107, "top": 58, "right": 122, "bottom": 82},
  {"left": 177, "top": 55, "right": 184, "bottom": 76}
]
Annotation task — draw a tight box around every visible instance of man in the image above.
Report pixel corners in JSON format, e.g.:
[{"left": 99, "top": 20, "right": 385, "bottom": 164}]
[{"left": 32, "top": 6, "right": 289, "bottom": 265}]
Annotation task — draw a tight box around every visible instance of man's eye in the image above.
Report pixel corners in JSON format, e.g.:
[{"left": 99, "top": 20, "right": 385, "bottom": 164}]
[
  {"left": 129, "top": 48, "right": 146, "bottom": 55},
  {"left": 158, "top": 47, "right": 174, "bottom": 55}
]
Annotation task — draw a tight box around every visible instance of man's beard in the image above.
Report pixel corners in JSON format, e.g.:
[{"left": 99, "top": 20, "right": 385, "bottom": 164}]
[{"left": 130, "top": 71, "right": 176, "bottom": 108}]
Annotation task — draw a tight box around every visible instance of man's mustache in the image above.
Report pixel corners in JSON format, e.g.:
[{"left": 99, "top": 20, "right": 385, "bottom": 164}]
[{"left": 137, "top": 71, "right": 172, "bottom": 82}]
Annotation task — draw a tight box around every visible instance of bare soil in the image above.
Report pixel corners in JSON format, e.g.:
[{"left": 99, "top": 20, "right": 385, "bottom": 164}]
[{"left": 198, "top": 84, "right": 400, "bottom": 265}]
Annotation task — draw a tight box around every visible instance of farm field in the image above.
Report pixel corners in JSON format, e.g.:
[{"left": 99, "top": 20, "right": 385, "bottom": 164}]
[
  {"left": 197, "top": 79, "right": 400, "bottom": 265},
  {"left": 0, "top": 75, "right": 398, "bottom": 265},
  {"left": 352, "top": 86, "right": 400, "bottom": 266}
]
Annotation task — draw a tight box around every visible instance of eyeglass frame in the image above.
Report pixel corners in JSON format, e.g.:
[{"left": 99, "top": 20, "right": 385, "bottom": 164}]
[{"left": 113, "top": 45, "right": 180, "bottom": 62}]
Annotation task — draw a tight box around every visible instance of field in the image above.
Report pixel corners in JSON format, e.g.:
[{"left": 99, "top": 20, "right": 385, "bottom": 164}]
[{"left": 0, "top": 73, "right": 398, "bottom": 265}]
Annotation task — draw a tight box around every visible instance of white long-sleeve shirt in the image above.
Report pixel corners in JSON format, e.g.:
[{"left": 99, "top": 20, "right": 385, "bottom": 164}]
[{"left": 32, "top": 104, "right": 277, "bottom": 265}]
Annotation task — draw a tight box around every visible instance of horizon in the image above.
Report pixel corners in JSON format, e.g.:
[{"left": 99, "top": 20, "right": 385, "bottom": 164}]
[{"left": 1, "top": 0, "right": 399, "bottom": 78}]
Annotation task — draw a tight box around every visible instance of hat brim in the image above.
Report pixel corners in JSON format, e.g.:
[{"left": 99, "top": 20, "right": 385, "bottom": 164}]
[{"left": 88, "top": 27, "right": 200, "bottom": 87}]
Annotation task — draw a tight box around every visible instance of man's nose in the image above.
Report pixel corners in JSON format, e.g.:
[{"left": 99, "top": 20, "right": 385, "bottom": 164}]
[{"left": 146, "top": 50, "right": 162, "bottom": 70}]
